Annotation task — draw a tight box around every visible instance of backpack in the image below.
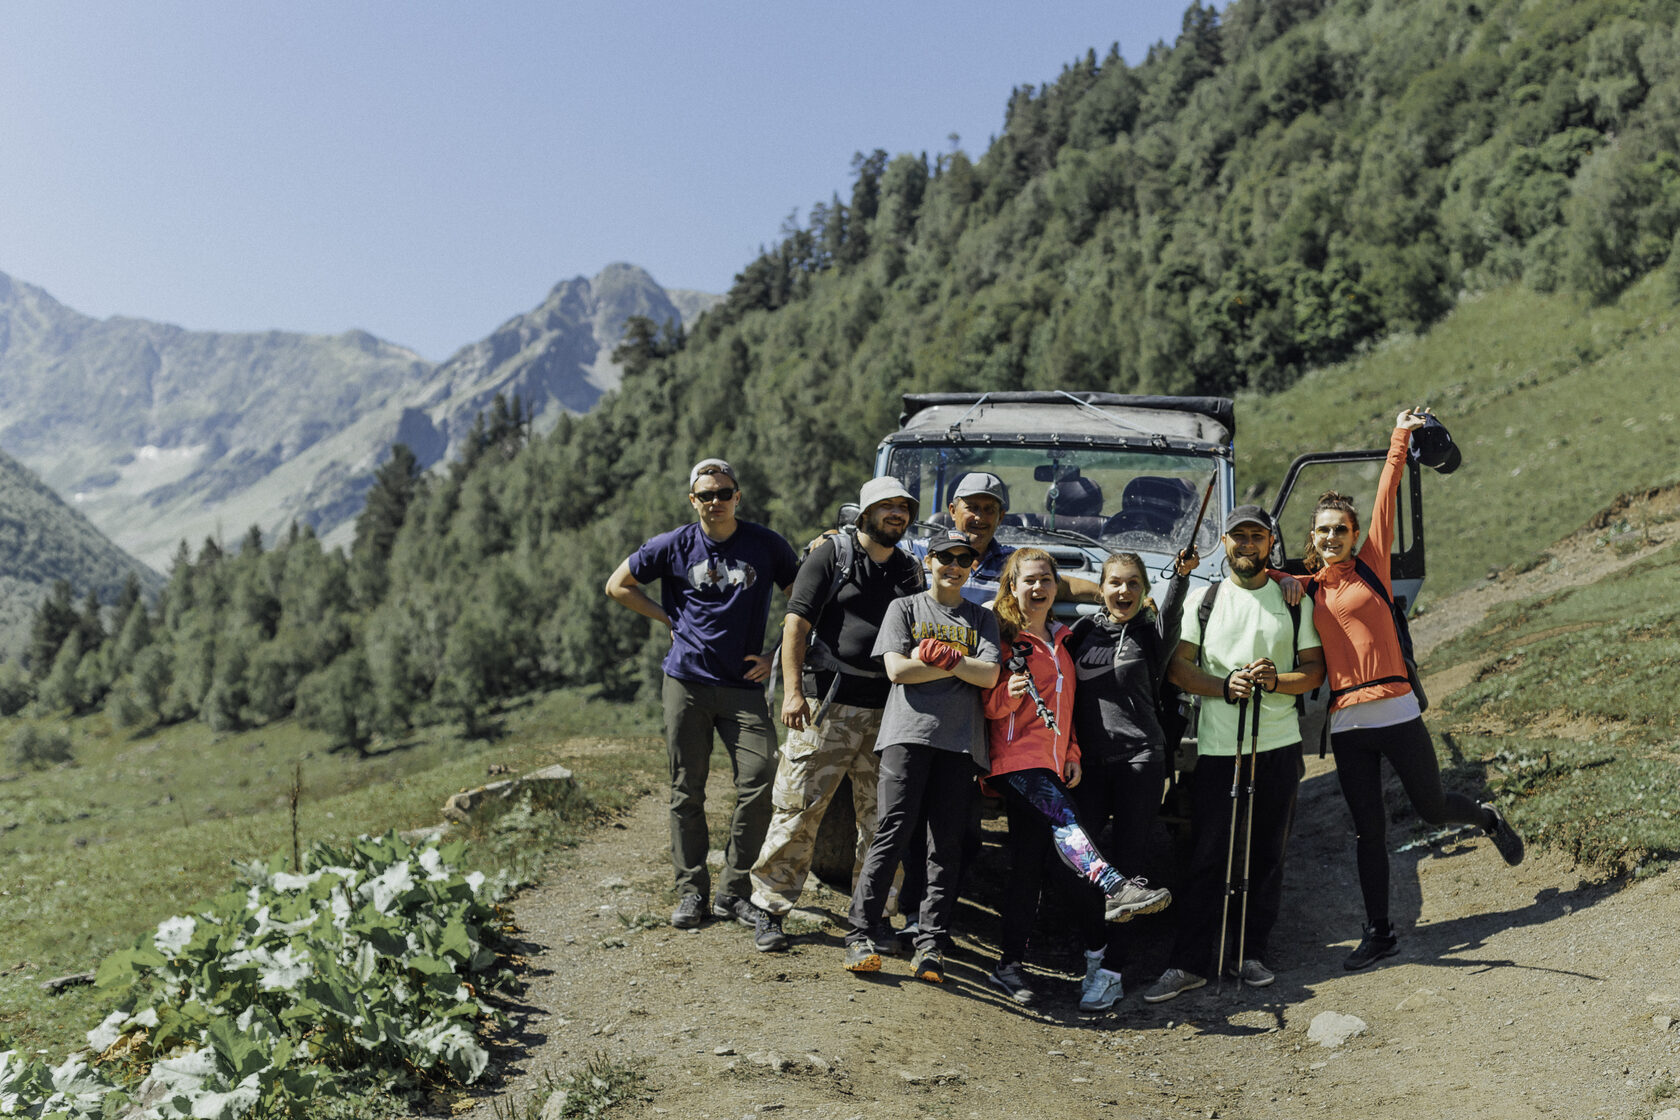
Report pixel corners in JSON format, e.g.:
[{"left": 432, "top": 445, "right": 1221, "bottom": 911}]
[
  {"left": 798, "top": 527, "right": 924, "bottom": 723},
  {"left": 1305, "top": 556, "right": 1428, "bottom": 748},
  {"left": 1163, "top": 578, "right": 1303, "bottom": 771}
]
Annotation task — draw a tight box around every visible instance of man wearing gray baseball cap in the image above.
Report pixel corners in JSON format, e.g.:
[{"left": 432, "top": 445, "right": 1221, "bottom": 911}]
[
  {"left": 748, "top": 476, "right": 926, "bottom": 951},
  {"left": 908, "top": 472, "right": 1101, "bottom": 608}
]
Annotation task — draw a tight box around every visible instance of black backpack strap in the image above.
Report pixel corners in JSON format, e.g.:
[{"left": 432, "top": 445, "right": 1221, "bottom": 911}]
[{"left": 1194, "top": 579, "right": 1221, "bottom": 670}]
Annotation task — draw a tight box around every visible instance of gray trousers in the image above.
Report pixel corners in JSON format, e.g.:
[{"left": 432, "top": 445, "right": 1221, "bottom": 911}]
[{"left": 662, "top": 675, "right": 777, "bottom": 900}]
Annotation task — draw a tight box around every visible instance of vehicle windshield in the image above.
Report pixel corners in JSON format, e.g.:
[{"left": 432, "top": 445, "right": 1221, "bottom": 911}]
[{"left": 884, "top": 445, "right": 1223, "bottom": 558}]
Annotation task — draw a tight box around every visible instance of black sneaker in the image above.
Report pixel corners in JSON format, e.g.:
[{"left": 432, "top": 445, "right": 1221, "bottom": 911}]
[
  {"left": 1482, "top": 803, "right": 1526, "bottom": 866},
  {"left": 670, "top": 893, "right": 706, "bottom": 929},
  {"left": 712, "top": 893, "right": 759, "bottom": 927},
  {"left": 754, "top": 910, "right": 790, "bottom": 953},
  {"left": 988, "top": 962, "right": 1036, "bottom": 1005},
  {"left": 1343, "top": 923, "right": 1399, "bottom": 971},
  {"left": 910, "top": 947, "right": 945, "bottom": 983}
]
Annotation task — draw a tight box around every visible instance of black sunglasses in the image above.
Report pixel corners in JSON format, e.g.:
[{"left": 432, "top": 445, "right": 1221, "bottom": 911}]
[
  {"left": 930, "top": 549, "right": 978, "bottom": 569},
  {"left": 692, "top": 487, "right": 737, "bottom": 503}
]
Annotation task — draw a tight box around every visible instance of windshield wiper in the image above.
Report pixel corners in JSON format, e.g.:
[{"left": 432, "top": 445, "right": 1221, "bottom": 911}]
[{"left": 1013, "top": 525, "right": 1109, "bottom": 550}]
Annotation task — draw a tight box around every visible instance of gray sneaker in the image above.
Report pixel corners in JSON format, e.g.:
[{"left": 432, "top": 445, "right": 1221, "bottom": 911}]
[
  {"left": 670, "top": 893, "right": 706, "bottom": 929},
  {"left": 1079, "top": 958, "right": 1125, "bottom": 1012},
  {"left": 909, "top": 946, "right": 945, "bottom": 984},
  {"left": 753, "top": 910, "right": 789, "bottom": 953},
  {"left": 712, "top": 893, "right": 760, "bottom": 927},
  {"left": 1104, "top": 878, "right": 1172, "bottom": 922},
  {"left": 1223, "top": 959, "right": 1275, "bottom": 987},
  {"left": 988, "top": 961, "right": 1037, "bottom": 1005},
  {"left": 844, "top": 939, "right": 882, "bottom": 973},
  {"left": 1142, "top": 967, "right": 1206, "bottom": 1004}
]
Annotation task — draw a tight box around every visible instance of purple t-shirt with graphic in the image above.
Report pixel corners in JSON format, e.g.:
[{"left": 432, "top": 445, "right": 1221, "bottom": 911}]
[{"left": 629, "top": 520, "right": 799, "bottom": 688}]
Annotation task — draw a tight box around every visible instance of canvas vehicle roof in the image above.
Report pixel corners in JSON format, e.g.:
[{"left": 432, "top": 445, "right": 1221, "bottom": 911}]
[{"left": 895, "top": 392, "right": 1234, "bottom": 451}]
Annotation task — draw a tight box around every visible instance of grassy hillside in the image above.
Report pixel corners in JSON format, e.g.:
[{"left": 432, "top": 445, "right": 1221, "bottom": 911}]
[
  {"left": 1239, "top": 273, "right": 1680, "bottom": 597},
  {"left": 0, "top": 688, "right": 660, "bottom": 1059}
]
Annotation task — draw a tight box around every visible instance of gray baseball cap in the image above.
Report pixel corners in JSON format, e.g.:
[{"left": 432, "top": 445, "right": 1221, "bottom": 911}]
[
  {"left": 951, "top": 472, "right": 1009, "bottom": 511},
  {"left": 855, "top": 476, "right": 918, "bottom": 522},
  {"left": 689, "top": 458, "right": 736, "bottom": 489},
  {"left": 1223, "top": 504, "right": 1276, "bottom": 534}
]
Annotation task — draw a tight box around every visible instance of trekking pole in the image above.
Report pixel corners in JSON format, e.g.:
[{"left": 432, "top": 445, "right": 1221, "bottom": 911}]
[
  {"left": 1007, "top": 640, "right": 1059, "bottom": 734},
  {"left": 1233, "top": 691, "right": 1263, "bottom": 989},
  {"left": 1216, "top": 693, "right": 1248, "bottom": 995},
  {"left": 1164, "top": 472, "right": 1218, "bottom": 582}
]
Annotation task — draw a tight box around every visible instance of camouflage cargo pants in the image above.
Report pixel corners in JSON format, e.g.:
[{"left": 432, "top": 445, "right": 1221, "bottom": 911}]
[{"left": 749, "top": 701, "right": 882, "bottom": 916}]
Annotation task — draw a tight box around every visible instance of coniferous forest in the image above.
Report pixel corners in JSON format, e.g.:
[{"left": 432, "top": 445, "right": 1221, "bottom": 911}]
[{"left": 13, "top": 0, "right": 1680, "bottom": 744}]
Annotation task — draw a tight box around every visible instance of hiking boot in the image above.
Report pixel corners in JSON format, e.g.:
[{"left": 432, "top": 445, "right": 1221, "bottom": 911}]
[
  {"left": 844, "top": 939, "right": 882, "bottom": 973},
  {"left": 670, "top": 893, "right": 706, "bottom": 930},
  {"left": 712, "top": 893, "right": 760, "bottom": 927},
  {"left": 893, "top": 921, "right": 921, "bottom": 958},
  {"left": 1342, "top": 923, "right": 1399, "bottom": 971},
  {"left": 1141, "top": 968, "right": 1206, "bottom": 1004},
  {"left": 910, "top": 946, "right": 945, "bottom": 984},
  {"left": 1482, "top": 803, "right": 1526, "bottom": 866},
  {"left": 1223, "top": 959, "right": 1276, "bottom": 987},
  {"left": 1079, "top": 956, "right": 1125, "bottom": 1013},
  {"left": 1104, "top": 878, "right": 1172, "bottom": 922},
  {"left": 988, "top": 962, "right": 1036, "bottom": 1005},
  {"left": 753, "top": 910, "right": 789, "bottom": 953}
]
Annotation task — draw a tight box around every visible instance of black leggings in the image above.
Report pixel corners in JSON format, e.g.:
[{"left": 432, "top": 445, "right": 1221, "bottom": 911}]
[{"left": 1331, "top": 717, "right": 1491, "bottom": 929}]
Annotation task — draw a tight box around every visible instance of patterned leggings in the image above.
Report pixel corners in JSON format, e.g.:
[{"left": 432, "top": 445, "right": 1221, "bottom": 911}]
[{"left": 996, "top": 768, "right": 1125, "bottom": 965}]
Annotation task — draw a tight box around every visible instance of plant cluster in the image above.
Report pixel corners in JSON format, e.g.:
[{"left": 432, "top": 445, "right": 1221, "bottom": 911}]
[{"left": 0, "top": 831, "right": 510, "bottom": 1118}]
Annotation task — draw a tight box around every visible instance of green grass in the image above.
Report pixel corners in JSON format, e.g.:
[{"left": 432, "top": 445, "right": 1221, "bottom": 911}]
[
  {"left": 1416, "top": 542, "right": 1680, "bottom": 871},
  {"left": 1239, "top": 275, "right": 1680, "bottom": 600},
  {"left": 0, "top": 688, "right": 661, "bottom": 1056}
]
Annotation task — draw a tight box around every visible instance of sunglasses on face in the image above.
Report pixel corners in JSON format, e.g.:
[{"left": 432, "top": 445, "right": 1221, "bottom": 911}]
[
  {"left": 1313, "top": 525, "right": 1351, "bottom": 537},
  {"left": 692, "top": 487, "right": 737, "bottom": 503},
  {"left": 931, "top": 550, "right": 977, "bottom": 569}
]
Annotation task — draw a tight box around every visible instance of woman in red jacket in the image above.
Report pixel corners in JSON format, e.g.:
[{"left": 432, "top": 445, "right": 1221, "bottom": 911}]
[
  {"left": 981, "top": 547, "right": 1170, "bottom": 1006},
  {"left": 1306, "top": 407, "right": 1525, "bottom": 972}
]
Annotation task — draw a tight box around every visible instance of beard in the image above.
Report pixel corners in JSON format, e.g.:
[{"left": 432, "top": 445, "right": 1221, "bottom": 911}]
[
  {"left": 1228, "top": 553, "right": 1265, "bottom": 577},
  {"left": 863, "top": 508, "right": 908, "bottom": 546}
]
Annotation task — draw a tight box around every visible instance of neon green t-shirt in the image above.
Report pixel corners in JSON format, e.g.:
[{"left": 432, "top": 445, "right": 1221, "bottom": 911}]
[{"left": 1181, "top": 579, "right": 1321, "bottom": 756}]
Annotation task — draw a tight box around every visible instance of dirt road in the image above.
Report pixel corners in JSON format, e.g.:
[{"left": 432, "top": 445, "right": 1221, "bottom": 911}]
[{"left": 457, "top": 488, "right": 1680, "bottom": 1120}]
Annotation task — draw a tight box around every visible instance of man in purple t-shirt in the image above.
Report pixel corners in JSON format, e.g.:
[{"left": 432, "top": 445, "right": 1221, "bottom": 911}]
[{"left": 606, "top": 458, "right": 799, "bottom": 930}]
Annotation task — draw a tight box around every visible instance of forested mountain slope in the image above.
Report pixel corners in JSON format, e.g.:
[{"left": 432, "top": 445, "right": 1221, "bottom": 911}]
[
  {"left": 0, "top": 448, "right": 162, "bottom": 664},
  {"left": 19, "top": 0, "right": 1680, "bottom": 740}
]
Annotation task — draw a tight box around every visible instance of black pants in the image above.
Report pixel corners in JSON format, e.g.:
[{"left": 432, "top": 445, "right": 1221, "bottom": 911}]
[
  {"left": 1331, "top": 717, "right": 1489, "bottom": 929},
  {"left": 1167, "top": 743, "right": 1301, "bottom": 977},
  {"left": 848, "top": 744, "right": 976, "bottom": 952},
  {"left": 1074, "top": 751, "right": 1166, "bottom": 964}
]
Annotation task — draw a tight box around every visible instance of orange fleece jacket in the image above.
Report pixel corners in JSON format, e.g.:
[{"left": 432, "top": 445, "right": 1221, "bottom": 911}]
[
  {"left": 983, "top": 623, "right": 1079, "bottom": 779},
  {"left": 1305, "top": 425, "right": 1414, "bottom": 710}
]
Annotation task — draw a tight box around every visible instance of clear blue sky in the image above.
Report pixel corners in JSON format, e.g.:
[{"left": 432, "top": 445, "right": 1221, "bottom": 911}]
[{"left": 1, "top": 2, "right": 1194, "bottom": 361}]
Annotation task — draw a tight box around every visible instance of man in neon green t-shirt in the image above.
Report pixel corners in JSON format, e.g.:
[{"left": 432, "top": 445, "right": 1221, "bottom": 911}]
[{"left": 1146, "top": 505, "right": 1325, "bottom": 1002}]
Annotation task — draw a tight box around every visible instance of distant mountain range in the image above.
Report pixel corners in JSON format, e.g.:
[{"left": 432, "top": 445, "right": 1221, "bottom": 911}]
[{"left": 0, "top": 264, "right": 717, "bottom": 572}]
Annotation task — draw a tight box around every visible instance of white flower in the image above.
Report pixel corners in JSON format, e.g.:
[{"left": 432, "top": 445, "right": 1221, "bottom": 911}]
[{"left": 154, "top": 915, "right": 198, "bottom": 956}]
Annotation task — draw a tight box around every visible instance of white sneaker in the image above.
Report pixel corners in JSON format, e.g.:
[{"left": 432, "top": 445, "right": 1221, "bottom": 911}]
[
  {"left": 1224, "top": 958, "right": 1275, "bottom": 987},
  {"left": 1142, "top": 967, "right": 1206, "bottom": 1004},
  {"left": 1080, "top": 960, "right": 1125, "bottom": 1012},
  {"left": 1104, "top": 878, "right": 1172, "bottom": 922}
]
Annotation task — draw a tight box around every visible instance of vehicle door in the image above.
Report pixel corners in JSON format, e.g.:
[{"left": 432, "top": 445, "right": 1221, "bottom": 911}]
[{"left": 1267, "top": 451, "right": 1426, "bottom": 751}]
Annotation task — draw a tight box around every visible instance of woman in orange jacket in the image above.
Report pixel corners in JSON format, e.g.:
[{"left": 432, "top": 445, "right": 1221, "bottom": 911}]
[
  {"left": 981, "top": 547, "right": 1170, "bottom": 1006},
  {"left": 1306, "top": 407, "right": 1525, "bottom": 972}
]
